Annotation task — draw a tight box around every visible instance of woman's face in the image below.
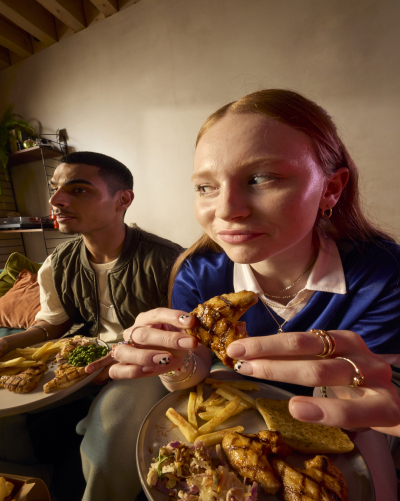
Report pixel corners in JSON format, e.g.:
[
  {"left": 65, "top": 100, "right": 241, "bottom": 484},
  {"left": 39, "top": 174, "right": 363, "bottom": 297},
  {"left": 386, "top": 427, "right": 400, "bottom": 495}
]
[{"left": 193, "top": 112, "right": 329, "bottom": 265}]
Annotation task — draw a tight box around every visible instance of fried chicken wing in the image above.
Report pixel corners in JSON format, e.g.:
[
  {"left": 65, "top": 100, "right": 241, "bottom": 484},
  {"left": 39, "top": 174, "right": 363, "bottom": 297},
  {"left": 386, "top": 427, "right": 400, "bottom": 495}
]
[
  {"left": 271, "top": 455, "right": 348, "bottom": 501},
  {"left": 0, "top": 363, "right": 48, "bottom": 393},
  {"left": 186, "top": 290, "right": 258, "bottom": 369},
  {"left": 222, "top": 430, "right": 290, "bottom": 494},
  {"left": 43, "top": 364, "right": 88, "bottom": 393}
]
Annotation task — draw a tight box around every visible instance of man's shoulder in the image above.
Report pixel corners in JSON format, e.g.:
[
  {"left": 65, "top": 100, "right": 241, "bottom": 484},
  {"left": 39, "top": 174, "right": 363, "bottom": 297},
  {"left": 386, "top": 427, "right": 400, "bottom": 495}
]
[{"left": 51, "top": 235, "right": 83, "bottom": 266}]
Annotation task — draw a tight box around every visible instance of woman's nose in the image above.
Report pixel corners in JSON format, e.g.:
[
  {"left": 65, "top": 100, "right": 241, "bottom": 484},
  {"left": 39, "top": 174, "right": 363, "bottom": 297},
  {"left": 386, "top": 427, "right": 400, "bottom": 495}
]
[{"left": 215, "top": 187, "right": 251, "bottom": 221}]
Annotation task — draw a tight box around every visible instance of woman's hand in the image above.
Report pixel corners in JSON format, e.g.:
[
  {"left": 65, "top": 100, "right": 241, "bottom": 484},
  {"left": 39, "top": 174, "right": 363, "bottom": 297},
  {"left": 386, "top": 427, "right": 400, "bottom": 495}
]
[
  {"left": 227, "top": 330, "right": 400, "bottom": 431},
  {"left": 106, "top": 308, "right": 199, "bottom": 380}
]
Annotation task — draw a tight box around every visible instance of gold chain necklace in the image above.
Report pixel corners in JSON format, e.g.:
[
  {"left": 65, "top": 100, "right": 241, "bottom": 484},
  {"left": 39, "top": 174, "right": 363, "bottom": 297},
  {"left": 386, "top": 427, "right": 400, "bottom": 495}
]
[
  {"left": 261, "top": 289, "right": 311, "bottom": 309},
  {"left": 263, "top": 263, "right": 313, "bottom": 299},
  {"left": 259, "top": 291, "right": 310, "bottom": 334}
]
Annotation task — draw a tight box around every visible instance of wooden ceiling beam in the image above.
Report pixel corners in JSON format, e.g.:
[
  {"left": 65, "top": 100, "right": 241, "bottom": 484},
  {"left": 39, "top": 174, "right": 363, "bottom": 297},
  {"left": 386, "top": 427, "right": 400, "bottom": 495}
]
[
  {"left": 89, "top": 0, "right": 118, "bottom": 17},
  {"left": 0, "top": 15, "right": 33, "bottom": 58},
  {"left": 0, "top": 0, "right": 57, "bottom": 46},
  {"left": 36, "top": 0, "right": 86, "bottom": 33},
  {"left": 0, "top": 44, "right": 11, "bottom": 69}
]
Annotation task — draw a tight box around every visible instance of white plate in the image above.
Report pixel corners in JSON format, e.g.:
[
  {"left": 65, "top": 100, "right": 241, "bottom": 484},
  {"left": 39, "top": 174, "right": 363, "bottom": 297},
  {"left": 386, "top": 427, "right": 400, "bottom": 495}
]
[
  {"left": 0, "top": 338, "right": 109, "bottom": 417},
  {"left": 137, "top": 382, "right": 374, "bottom": 501}
]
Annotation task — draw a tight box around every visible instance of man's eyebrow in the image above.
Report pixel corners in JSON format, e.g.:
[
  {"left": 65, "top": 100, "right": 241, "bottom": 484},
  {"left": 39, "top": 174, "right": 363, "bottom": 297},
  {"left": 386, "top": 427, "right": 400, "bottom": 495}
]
[
  {"left": 192, "top": 154, "right": 281, "bottom": 181},
  {"left": 49, "top": 179, "right": 95, "bottom": 187}
]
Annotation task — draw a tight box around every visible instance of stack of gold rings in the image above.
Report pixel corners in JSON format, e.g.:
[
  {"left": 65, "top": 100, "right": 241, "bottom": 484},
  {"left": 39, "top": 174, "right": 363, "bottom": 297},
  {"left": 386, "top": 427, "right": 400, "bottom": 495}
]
[
  {"left": 309, "top": 329, "right": 336, "bottom": 358},
  {"left": 308, "top": 329, "right": 365, "bottom": 398}
]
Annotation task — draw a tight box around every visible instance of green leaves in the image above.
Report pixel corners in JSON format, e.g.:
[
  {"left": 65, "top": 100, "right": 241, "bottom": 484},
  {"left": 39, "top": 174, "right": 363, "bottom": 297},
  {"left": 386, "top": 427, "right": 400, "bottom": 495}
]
[{"left": 0, "top": 104, "right": 35, "bottom": 204}]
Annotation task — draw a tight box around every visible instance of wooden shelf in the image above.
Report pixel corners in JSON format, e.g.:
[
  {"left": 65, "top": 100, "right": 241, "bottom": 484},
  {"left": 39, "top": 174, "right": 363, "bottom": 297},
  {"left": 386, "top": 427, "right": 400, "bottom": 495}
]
[
  {"left": 0, "top": 228, "right": 56, "bottom": 233},
  {"left": 7, "top": 146, "right": 61, "bottom": 167}
]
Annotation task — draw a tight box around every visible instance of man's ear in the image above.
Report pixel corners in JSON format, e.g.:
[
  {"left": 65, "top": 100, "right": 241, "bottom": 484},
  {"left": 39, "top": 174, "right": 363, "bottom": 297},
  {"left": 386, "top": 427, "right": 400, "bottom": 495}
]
[
  {"left": 116, "top": 190, "right": 134, "bottom": 212},
  {"left": 320, "top": 167, "right": 349, "bottom": 211}
]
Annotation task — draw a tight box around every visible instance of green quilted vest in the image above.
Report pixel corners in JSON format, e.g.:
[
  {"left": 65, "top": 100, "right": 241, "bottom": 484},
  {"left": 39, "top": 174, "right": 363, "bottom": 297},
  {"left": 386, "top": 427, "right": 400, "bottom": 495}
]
[{"left": 50, "top": 225, "right": 182, "bottom": 336}]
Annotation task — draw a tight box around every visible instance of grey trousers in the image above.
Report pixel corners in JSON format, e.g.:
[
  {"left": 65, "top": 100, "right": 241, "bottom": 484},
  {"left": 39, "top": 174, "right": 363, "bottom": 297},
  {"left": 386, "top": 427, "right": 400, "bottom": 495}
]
[{"left": 77, "top": 377, "right": 169, "bottom": 501}]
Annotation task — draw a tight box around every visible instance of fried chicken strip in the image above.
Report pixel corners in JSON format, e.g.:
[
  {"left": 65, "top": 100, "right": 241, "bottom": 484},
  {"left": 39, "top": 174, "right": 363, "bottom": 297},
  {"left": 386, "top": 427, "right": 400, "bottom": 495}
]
[
  {"left": 186, "top": 290, "right": 258, "bottom": 369},
  {"left": 222, "top": 430, "right": 291, "bottom": 494},
  {"left": 0, "top": 363, "right": 48, "bottom": 393},
  {"left": 43, "top": 364, "right": 88, "bottom": 393},
  {"left": 271, "top": 455, "right": 348, "bottom": 501}
]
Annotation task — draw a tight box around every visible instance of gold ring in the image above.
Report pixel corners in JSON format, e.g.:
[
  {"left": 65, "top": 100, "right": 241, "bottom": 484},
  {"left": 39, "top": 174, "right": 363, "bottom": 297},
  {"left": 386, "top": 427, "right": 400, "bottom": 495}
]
[
  {"left": 308, "top": 329, "right": 336, "bottom": 357},
  {"left": 336, "top": 357, "right": 365, "bottom": 387}
]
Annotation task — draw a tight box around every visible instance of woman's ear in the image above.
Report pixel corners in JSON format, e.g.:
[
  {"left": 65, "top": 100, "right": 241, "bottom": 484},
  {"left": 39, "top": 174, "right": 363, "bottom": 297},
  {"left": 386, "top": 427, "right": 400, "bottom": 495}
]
[{"left": 320, "top": 167, "right": 349, "bottom": 211}]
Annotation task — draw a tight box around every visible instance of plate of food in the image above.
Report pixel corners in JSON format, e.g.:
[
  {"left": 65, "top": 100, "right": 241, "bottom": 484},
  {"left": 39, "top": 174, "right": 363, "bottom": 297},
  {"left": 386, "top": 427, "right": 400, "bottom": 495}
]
[
  {"left": 0, "top": 335, "right": 109, "bottom": 417},
  {"left": 137, "top": 378, "right": 374, "bottom": 501}
]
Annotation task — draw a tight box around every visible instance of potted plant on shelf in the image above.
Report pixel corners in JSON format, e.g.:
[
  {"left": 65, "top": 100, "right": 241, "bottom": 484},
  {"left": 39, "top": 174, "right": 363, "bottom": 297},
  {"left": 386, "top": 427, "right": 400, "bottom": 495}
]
[{"left": 0, "top": 104, "right": 35, "bottom": 203}]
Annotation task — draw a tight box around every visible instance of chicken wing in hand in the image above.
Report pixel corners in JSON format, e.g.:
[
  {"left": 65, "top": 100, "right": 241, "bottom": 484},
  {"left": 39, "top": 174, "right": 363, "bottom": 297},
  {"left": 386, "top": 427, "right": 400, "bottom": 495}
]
[{"left": 186, "top": 290, "right": 258, "bottom": 369}]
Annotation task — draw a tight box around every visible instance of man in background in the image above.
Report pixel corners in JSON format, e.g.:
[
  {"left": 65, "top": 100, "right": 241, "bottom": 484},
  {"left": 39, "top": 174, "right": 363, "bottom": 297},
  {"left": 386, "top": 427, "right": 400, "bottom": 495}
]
[{"left": 0, "top": 151, "right": 182, "bottom": 500}]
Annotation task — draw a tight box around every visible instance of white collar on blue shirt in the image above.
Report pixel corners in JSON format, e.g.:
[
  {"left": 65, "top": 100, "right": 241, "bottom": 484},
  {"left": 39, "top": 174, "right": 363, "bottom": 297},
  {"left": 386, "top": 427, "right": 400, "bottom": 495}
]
[{"left": 233, "top": 232, "right": 346, "bottom": 320}]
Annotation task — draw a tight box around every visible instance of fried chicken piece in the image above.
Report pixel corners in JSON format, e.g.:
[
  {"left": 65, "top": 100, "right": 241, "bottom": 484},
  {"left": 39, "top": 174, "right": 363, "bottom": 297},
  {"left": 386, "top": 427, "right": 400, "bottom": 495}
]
[
  {"left": 271, "top": 455, "right": 348, "bottom": 501},
  {"left": 43, "top": 364, "right": 88, "bottom": 393},
  {"left": 186, "top": 290, "right": 258, "bottom": 369},
  {"left": 222, "top": 430, "right": 290, "bottom": 494},
  {"left": 0, "top": 363, "right": 48, "bottom": 393}
]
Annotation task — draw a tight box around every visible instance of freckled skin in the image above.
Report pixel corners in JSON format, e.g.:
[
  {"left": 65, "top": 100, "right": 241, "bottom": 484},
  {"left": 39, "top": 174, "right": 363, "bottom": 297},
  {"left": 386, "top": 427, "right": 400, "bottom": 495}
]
[{"left": 193, "top": 113, "right": 330, "bottom": 274}]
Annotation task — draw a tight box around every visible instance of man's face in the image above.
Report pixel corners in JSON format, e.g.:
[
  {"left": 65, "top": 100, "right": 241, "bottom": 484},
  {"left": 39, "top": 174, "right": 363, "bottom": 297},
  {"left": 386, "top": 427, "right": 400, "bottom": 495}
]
[{"left": 49, "top": 163, "right": 122, "bottom": 236}]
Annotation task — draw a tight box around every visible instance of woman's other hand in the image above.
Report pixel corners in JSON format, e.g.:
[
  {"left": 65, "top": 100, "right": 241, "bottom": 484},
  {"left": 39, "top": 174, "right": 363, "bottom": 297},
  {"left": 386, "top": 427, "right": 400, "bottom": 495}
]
[
  {"left": 227, "top": 329, "right": 400, "bottom": 432},
  {"left": 107, "top": 308, "right": 199, "bottom": 380}
]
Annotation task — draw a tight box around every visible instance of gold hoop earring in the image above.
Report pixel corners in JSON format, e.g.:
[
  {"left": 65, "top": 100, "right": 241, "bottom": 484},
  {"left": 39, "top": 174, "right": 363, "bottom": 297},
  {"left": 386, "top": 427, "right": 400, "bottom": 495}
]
[{"left": 321, "top": 208, "right": 332, "bottom": 219}]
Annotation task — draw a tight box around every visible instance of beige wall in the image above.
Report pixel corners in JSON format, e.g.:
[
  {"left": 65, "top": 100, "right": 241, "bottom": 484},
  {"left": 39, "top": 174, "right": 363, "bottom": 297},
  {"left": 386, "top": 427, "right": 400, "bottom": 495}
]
[{"left": 0, "top": 0, "right": 399, "bottom": 260}]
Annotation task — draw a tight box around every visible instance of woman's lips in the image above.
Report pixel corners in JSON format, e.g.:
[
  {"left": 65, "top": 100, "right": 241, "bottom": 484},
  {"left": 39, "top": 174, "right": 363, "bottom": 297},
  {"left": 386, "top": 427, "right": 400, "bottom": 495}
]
[{"left": 217, "top": 231, "right": 264, "bottom": 244}]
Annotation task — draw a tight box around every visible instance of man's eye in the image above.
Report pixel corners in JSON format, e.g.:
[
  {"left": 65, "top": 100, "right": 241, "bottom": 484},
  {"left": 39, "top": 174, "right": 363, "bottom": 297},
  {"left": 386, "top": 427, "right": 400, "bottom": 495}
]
[
  {"left": 74, "top": 188, "right": 87, "bottom": 194},
  {"left": 194, "top": 185, "right": 215, "bottom": 195}
]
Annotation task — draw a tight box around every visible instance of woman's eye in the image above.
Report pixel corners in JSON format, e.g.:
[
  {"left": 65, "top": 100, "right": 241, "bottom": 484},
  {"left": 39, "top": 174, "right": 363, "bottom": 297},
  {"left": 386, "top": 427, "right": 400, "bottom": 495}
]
[{"left": 249, "top": 174, "right": 276, "bottom": 185}]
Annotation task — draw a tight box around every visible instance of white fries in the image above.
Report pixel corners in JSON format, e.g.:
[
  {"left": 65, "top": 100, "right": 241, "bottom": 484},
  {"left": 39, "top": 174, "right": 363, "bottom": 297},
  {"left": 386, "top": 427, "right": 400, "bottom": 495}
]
[
  {"left": 213, "top": 383, "right": 256, "bottom": 408},
  {"left": 31, "top": 342, "right": 54, "bottom": 360},
  {"left": 198, "top": 405, "right": 244, "bottom": 421},
  {"left": 166, "top": 378, "right": 260, "bottom": 444},
  {"left": 188, "top": 392, "right": 198, "bottom": 430},
  {"left": 166, "top": 408, "right": 198, "bottom": 443},
  {"left": 198, "top": 396, "right": 242, "bottom": 435},
  {"left": 195, "top": 426, "right": 245, "bottom": 447},
  {"left": 215, "top": 387, "right": 252, "bottom": 410},
  {"left": 195, "top": 384, "right": 203, "bottom": 411},
  {"left": 0, "top": 339, "right": 66, "bottom": 383},
  {"left": 0, "top": 357, "right": 25, "bottom": 368}
]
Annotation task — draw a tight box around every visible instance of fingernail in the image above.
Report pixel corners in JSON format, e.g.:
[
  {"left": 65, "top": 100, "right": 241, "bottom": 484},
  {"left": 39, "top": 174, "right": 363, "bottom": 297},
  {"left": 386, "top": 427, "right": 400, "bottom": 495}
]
[
  {"left": 290, "top": 402, "right": 324, "bottom": 422},
  {"left": 179, "top": 314, "right": 192, "bottom": 325},
  {"left": 86, "top": 366, "right": 93, "bottom": 374},
  {"left": 178, "top": 337, "right": 196, "bottom": 349},
  {"left": 153, "top": 354, "right": 170, "bottom": 365},
  {"left": 227, "top": 343, "right": 245, "bottom": 358},
  {"left": 234, "top": 360, "right": 252, "bottom": 375},
  {"left": 142, "top": 366, "right": 156, "bottom": 373}
]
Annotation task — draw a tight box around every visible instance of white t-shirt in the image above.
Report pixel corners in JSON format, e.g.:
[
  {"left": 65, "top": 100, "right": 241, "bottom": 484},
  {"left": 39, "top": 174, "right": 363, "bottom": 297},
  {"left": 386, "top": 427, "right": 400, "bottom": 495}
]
[{"left": 35, "top": 255, "right": 124, "bottom": 343}]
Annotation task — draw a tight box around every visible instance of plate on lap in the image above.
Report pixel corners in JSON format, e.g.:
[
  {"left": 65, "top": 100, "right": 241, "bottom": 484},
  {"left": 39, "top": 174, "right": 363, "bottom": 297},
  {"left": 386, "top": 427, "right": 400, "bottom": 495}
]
[
  {"left": 137, "top": 381, "right": 374, "bottom": 501},
  {"left": 0, "top": 338, "right": 109, "bottom": 417}
]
